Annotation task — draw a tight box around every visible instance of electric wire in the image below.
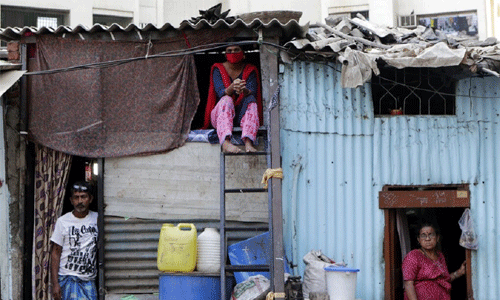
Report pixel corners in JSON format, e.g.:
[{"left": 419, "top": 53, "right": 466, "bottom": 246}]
[
  {"left": 24, "top": 40, "right": 288, "bottom": 76},
  {"left": 22, "top": 38, "right": 499, "bottom": 100}
]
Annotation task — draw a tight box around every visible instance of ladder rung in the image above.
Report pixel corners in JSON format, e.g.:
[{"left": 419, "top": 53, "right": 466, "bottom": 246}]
[
  {"left": 223, "top": 227, "right": 269, "bottom": 232},
  {"left": 223, "top": 151, "right": 268, "bottom": 156},
  {"left": 225, "top": 188, "right": 267, "bottom": 193},
  {"left": 225, "top": 265, "right": 270, "bottom": 272},
  {"left": 232, "top": 126, "right": 268, "bottom": 133}
]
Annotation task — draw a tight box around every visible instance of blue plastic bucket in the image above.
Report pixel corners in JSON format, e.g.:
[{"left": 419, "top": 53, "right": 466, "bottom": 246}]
[{"left": 159, "top": 273, "right": 235, "bottom": 300}]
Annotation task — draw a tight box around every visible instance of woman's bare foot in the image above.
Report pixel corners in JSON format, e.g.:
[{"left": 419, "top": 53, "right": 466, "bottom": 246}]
[
  {"left": 222, "top": 140, "right": 242, "bottom": 153},
  {"left": 244, "top": 139, "right": 257, "bottom": 152}
]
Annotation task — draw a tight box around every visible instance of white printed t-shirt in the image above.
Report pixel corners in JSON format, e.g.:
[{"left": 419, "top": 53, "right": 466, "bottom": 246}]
[{"left": 50, "top": 211, "right": 98, "bottom": 281}]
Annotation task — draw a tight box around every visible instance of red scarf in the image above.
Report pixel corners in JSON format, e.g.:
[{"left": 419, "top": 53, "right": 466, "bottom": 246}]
[{"left": 203, "top": 63, "right": 263, "bottom": 129}]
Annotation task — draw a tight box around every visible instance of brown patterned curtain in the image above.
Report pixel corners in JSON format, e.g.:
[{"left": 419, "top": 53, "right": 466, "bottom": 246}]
[{"left": 32, "top": 144, "right": 72, "bottom": 300}]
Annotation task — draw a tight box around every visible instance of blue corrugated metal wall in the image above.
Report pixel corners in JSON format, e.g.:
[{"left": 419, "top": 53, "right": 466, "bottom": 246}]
[{"left": 280, "top": 61, "right": 500, "bottom": 299}]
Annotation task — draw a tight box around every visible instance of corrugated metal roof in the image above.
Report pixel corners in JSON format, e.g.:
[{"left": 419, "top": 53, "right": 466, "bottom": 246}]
[
  {"left": 280, "top": 60, "right": 500, "bottom": 299},
  {"left": 285, "top": 17, "right": 491, "bottom": 52},
  {"left": 282, "top": 17, "right": 500, "bottom": 87},
  {"left": 0, "top": 60, "right": 22, "bottom": 71},
  {"left": 0, "top": 18, "right": 307, "bottom": 42}
]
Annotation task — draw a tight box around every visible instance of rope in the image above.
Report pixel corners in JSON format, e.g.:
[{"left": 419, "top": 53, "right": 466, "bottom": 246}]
[
  {"left": 266, "top": 292, "right": 285, "bottom": 299},
  {"left": 261, "top": 168, "right": 283, "bottom": 188}
]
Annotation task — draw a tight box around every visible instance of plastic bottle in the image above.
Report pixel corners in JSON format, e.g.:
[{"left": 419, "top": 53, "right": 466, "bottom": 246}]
[{"left": 197, "top": 227, "right": 221, "bottom": 273}]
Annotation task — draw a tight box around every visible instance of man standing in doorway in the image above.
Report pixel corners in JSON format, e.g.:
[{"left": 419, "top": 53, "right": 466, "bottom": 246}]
[{"left": 51, "top": 181, "right": 98, "bottom": 300}]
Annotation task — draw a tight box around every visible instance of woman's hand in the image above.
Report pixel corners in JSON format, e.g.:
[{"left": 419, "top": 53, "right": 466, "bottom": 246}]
[
  {"left": 232, "top": 79, "right": 247, "bottom": 94},
  {"left": 451, "top": 261, "right": 466, "bottom": 281},
  {"left": 226, "top": 79, "right": 244, "bottom": 95},
  {"left": 403, "top": 281, "right": 418, "bottom": 300},
  {"left": 226, "top": 79, "right": 250, "bottom": 96},
  {"left": 457, "top": 261, "right": 466, "bottom": 277}
]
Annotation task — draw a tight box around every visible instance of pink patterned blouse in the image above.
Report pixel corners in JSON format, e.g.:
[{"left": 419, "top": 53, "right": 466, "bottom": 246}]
[{"left": 402, "top": 249, "right": 452, "bottom": 300}]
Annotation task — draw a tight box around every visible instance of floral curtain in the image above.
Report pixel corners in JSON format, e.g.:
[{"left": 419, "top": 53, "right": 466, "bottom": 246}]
[{"left": 32, "top": 144, "right": 72, "bottom": 300}]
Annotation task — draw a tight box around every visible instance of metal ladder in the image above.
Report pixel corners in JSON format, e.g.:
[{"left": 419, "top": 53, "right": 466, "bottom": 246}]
[{"left": 219, "top": 128, "right": 274, "bottom": 300}]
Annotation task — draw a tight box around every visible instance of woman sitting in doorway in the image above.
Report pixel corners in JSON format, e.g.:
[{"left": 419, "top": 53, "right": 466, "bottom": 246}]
[
  {"left": 203, "top": 41, "right": 263, "bottom": 153},
  {"left": 402, "top": 222, "right": 466, "bottom": 300}
]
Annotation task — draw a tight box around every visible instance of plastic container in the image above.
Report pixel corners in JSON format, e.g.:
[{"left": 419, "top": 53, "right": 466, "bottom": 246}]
[
  {"left": 228, "top": 232, "right": 290, "bottom": 283},
  {"left": 197, "top": 228, "right": 221, "bottom": 273},
  {"left": 157, "top": 223, "right": 197, "bottom": 272},
  {"left": 324, "top": 266, "right": 360, "bottom": 300},
  {"left": 159, "top": 273, "right": 235, "bottom": 300}
]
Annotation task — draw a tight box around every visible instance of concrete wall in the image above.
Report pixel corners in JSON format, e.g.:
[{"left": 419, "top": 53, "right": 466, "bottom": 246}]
[
  {"left": 0, "top": 0, "right": 144, "bottom": 27},
  {"left": 0, "top": 102, "right": 9, "bottom": 300},
  {"left": 1, "top": 0, "right": 93, "bottom": 26},
  {"left": 93, "top": 0, "right": 139, "bottom": 25},
  {"left": 161, "top": 0, "right": 321, "bottom": 27},
  {"left": 0, "top": 43, "right": 25, "bottom": 300},
  {"left": 325, "top": 0, "right": 489, "bottom": 39}
]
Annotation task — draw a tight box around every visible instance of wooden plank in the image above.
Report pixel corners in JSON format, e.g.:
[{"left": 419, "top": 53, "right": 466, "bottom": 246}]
[
  {"left": 383, "top": 209, "right": 396, "bottom": 300},
  {"left": 104, "top": 143, "right": 268, "bottom": 222},
  {"left": 97, "top": 158, "right": 105, "bottom": 300},
  {"left": 379, "top": 190, "right": 470, "bottom": 208},
  {"left": 466, "top": 249, "right": 474, "bottom": 300},
  {"left": 260, "top": 32, "right": 285, "bottom": 298}
]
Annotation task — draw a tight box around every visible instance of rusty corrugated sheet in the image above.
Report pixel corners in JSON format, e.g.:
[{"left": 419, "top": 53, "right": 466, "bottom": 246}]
[{"left": 280, "top": 61, "right": 500, "bottom": 299}]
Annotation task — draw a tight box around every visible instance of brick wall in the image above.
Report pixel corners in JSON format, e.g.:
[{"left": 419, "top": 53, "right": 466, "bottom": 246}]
[{"left": 7, "top": 41, "right": 20, "bottom": 62}]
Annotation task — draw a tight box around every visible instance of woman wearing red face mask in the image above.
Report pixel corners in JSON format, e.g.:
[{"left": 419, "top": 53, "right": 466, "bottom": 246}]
[{"left": 203, "top": 43, "right": 263, "bottom": 153}]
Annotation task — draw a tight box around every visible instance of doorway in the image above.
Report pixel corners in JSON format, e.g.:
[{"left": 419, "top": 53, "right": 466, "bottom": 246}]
[
  {"left": 402, "top": 208, "right": 467, "bottom": 299},
  {"left": 62, "top": 156, "right": 98, "bottom": 214},
  {"left": 379, "top": 184, "right": 473, "bottom": 300}
]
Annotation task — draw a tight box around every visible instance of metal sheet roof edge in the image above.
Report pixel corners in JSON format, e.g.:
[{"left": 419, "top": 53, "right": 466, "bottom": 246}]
[{"left": 0, "top": 19, "right": 308, "bottom": 41}]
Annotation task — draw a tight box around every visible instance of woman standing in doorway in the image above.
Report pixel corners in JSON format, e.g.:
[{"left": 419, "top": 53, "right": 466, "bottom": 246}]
[{"left": 402, "top": 223, "right": 466, "bottom": 300}]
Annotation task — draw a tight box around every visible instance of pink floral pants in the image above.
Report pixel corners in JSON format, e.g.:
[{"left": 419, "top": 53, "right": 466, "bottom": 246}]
[{"left": 211, "top": 95, "right": 259, "bottom": 145}]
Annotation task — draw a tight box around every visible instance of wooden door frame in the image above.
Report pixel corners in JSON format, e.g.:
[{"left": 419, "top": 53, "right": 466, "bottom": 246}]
[{"left": 380, "top": 184, "right": 474, "bottom": 300}]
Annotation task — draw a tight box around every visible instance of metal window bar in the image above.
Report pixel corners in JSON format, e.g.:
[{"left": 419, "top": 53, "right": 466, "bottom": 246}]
[
  {"left": 402, "top": 68, "right": 422, "bottom": 115},
  {"left": 373, "top": 67, "right": 455, "bottom": 116}
]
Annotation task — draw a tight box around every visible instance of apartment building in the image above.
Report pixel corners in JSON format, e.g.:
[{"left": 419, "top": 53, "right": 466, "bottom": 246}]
[
  {"left": 0, "top": 0, "right": 162, "bottom": 28},
  {"left": 327, "top": 0, "right": 491, "bottom": 40}
]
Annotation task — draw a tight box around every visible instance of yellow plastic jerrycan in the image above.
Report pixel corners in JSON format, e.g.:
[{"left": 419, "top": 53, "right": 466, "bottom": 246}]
[{"left": 157, "top": 223, "right": 197, "bottom": 272}]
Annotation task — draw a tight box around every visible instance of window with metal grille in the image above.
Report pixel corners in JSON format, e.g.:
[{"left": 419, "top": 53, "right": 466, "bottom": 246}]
[
  {"left": 1, "top": 6, "right": 67, "bottom": 28},
  {"left": 37, "top": 17, "right": 58, "bottom": 28},
  {"left": 371, "top": 66, "right": 456, "bottom": 116}
]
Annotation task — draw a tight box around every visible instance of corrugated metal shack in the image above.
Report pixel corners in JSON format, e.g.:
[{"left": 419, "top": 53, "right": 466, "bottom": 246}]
[
  {"left": 5, "top": 10, "right": 500, "bottom": 300},
  {"left": 0, "top": 14, "right": 306, "bottom": 299},
  {"left": 280, "top": 16, "right": 500, "bottom": 300}
]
